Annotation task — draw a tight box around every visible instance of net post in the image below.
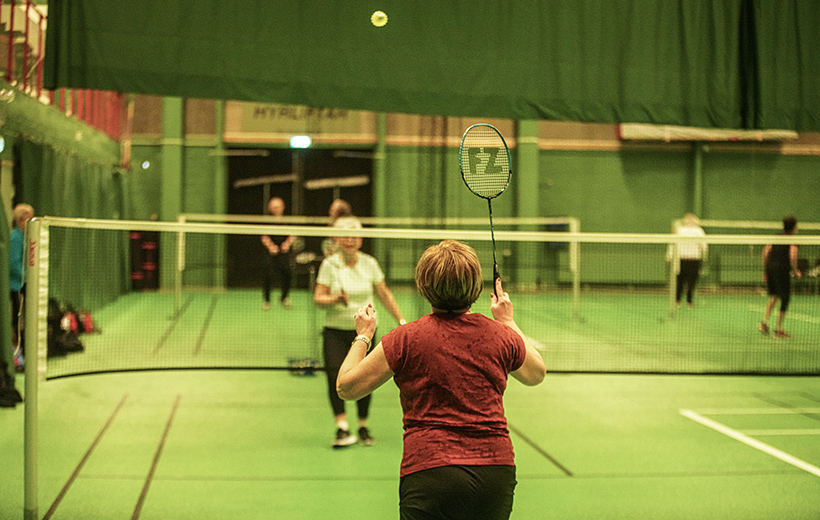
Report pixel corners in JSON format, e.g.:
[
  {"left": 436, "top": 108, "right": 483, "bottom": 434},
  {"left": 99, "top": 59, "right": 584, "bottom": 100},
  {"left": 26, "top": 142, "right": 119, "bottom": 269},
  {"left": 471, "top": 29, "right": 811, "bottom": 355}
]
[
  {"left": 23, "top": 218, "right": 49, "bottom": 520},
  {"left": 569, "top": 218, "right": 581, "bottom": 322}
]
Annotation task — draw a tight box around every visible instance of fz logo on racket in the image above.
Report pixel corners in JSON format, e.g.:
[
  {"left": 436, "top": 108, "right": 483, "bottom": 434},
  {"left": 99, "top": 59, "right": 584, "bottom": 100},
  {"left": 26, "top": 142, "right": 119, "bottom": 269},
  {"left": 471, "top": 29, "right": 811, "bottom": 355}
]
[{"left": 467, "top": 147, "right": 506, "bottom": 178}]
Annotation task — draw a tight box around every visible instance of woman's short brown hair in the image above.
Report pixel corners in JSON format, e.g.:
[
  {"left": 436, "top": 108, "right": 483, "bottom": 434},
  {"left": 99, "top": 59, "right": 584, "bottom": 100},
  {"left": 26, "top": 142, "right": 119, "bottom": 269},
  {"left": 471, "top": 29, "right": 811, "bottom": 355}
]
[{"left": 415, "top": 240, "right": 483, "bottom": 311}]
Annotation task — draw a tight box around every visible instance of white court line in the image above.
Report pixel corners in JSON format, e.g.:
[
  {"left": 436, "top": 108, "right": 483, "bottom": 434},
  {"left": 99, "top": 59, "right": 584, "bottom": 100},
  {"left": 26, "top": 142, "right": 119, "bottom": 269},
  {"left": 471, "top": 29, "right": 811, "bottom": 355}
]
[
  {"left": 746, "top": 304, "right": 820, "bottom": 324},
  {"left": 693, "top": 407, "right": 820, "bottom": 415},
  {"left": 742, "top": 429, "right": 820, "bottom": 436},
  {"left": 788, "top": 311, "right": 820, "bottom": 324},
  {"left": 680, "top": 409, "right": 820, "bottom": 478}
]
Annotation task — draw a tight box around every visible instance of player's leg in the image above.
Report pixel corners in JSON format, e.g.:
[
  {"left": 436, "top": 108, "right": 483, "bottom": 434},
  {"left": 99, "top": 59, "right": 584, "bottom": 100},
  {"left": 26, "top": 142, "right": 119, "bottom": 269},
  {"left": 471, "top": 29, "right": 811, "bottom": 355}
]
[
  {"left": 775, "top": 279, "right": 792, "bottom": 338},
  {"left": 323, "top": 328, "right": 357, "bottom": 447},
  {"left": 262, "top": 254, "right": 274, "bottom": 309},
  {"left": 686, "top": 259, "right": 702, "bottom": 305},
  {"left": 760, "top": 267, "right": 780, "bottom": 334},
  {"left": 354, "top": 329, "right": 377, "bottom": 445},
  {"left": 675, "top": 271, "right": 685, "bottom": 305},
  {"left": 277, "top": 253, "right": 293, "bottom": 308}
]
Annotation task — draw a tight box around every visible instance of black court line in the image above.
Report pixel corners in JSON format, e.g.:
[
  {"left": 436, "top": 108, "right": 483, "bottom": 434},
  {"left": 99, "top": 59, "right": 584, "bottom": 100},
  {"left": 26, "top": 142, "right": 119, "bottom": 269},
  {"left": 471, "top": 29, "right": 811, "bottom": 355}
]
[
  {"left": 43, "top": 394, "right": 129, "bottom": 520},
  {"left": 508, "top": 423, "right": 574, "bottom": 477},
  {"left": 153, "top": 296, "right": 194, "bottom": 355},
  {"left": 132, "top": 394, "right": 181, "bottom": 520},
  {"left": 753, "top": 393, "right": 820, "bottom": 423},
  {"left": 800, "top": 393, "right": 820, "bottom": 406},
  {"left": 192, "top": 295, "right": 219, "bottom": 356}
]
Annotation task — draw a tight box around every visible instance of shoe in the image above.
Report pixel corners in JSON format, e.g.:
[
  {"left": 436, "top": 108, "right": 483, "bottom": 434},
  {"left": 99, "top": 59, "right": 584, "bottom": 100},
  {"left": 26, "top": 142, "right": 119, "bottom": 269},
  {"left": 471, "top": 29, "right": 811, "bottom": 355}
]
[
  {"left": 758, "top": 322, "right": 769, "bottom": 335},
  {"left": 0, "top": 392, "right": 16, "bottom": 408},
  {"left": 0, "top": 385, "right": 17, "bottom": 408},
  {"left": 333, "top": 428, "right": 357, "bottom": 449},
  {"left": 358, "top": 427, "right": 374, "bottom": 446},
  {"left": 281, "top": 298, "right": 292, "bottom": 310},
  {"left": 774, "top": 330, "right": 791, "bottom": 339},
  {"left": 263, "top": 302, "right": 271, "bottom": 311}
]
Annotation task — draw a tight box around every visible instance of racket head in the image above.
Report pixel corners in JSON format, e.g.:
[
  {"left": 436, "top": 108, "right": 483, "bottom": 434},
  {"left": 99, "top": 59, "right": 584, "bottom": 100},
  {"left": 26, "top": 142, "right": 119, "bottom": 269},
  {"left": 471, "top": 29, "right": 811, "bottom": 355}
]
[{"left": 459, "top": 124, "right": 512, "bottom": 200}]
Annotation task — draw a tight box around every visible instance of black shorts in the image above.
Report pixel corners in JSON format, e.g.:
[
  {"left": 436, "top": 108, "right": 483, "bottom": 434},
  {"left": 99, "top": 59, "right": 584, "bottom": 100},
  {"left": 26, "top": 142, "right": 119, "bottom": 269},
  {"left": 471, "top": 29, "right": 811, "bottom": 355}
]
[
  {"left": 399, "top": 465, "right": 517, "bottom": 520},
  {"left": 766, "top": 266, "right": 793, "bottom": 312},
  {"left": 766, "top": 267, "right": 791, "bottom": 299}
]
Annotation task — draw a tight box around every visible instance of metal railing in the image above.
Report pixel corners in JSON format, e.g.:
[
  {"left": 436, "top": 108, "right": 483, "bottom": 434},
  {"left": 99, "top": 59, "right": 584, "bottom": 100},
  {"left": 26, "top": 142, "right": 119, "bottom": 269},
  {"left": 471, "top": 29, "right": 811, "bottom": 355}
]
[{"left": 0, "top": 0, "right": 127, "bottom": 142}]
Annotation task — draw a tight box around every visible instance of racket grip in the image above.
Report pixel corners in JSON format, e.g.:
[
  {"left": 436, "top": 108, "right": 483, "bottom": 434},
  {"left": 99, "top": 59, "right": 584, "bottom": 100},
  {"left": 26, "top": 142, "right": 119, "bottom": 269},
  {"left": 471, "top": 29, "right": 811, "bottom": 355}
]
[{"left": 493, "top": 264, "right": 500, "bottom": 296}]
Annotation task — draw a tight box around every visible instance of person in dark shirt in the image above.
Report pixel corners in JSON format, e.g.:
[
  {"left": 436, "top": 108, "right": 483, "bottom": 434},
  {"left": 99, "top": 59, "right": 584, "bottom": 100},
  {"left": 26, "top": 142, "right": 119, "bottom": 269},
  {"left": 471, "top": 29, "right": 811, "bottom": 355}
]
[
  {"left": 261, "top": 197, "right": 295, "bottom": 310},
  {"left": 759, "top": 216, "right": 801, "bottom": 338}
]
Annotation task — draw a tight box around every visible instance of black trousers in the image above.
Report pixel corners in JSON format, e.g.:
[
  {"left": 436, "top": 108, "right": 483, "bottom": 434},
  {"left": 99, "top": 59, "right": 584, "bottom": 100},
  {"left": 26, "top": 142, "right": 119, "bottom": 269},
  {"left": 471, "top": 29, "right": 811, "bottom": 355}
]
[
  {"left": 10, "top": 289, "right": 24, "bottom": 354},
  {"left": 262, "top": 253, "right": 292, "bottom": 303},
  {"left": 675, "top": 259, "right": 701, "bottom": 303},
  {"left": 322, "top": 327, "right": 373, "bottom": 418},
  {"left": 399, "top": 465, "right": 517, "bottom": 520}
]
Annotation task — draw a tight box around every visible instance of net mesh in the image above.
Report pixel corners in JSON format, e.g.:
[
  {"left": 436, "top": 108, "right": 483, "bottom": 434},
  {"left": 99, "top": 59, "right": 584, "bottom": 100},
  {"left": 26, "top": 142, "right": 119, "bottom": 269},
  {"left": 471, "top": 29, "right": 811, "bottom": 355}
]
[
  {"left": 29, "top": 217, "right": 820, "bottom": 378},
  {"left": 459, "top": 125, "right": 511, "bottom": 198}
]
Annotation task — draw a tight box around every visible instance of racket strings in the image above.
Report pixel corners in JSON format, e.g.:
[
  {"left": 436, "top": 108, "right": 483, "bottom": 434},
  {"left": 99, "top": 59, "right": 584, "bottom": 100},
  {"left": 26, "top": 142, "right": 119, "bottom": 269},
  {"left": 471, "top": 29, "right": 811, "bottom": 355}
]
[{"left": 461, "top": 128, "right": 511, "bottom": 198}]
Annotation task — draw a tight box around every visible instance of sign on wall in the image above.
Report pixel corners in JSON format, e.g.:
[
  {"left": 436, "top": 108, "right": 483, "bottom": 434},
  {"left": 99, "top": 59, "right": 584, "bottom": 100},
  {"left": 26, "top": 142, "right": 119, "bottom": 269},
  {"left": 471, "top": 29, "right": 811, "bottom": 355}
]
[{"left": 223, "top": 101, "right": 377, "bottom": 144}]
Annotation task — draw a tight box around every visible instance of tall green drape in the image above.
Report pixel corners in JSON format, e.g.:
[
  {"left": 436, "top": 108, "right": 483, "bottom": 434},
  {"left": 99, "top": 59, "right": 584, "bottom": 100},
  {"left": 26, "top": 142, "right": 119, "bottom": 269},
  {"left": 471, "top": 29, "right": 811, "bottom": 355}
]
[
  {"left": 15, "top": 141, "right": 129, "bottom": 311},
  {"left": 43, "top": 0, "right": 820, "bottom": 131},
  {"left": 751, "top": 0, "right": 820, "bottom": 130}
]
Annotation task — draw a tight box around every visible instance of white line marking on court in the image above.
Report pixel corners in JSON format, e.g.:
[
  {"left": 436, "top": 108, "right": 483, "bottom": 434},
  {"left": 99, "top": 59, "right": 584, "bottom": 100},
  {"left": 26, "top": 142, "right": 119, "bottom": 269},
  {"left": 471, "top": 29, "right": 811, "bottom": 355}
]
[
  {"left": 680, "top": 409, "right": 820, "bottom": 478},
  {"left": 787, "top": 311, "right": 820, "bottom": 324},
  {"left": 746, "top": 304, "right": 820, "bottom": 324},
  {"left": 693, "top": 407, "right": 820, "bottom": 415},
  {"left": 741, "top": 429, "right": 820, "bottom": 436}
]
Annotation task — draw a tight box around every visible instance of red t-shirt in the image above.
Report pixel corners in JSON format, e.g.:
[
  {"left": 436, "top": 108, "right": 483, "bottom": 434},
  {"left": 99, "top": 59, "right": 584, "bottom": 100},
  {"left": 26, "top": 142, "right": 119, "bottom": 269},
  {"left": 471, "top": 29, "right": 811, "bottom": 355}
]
[{"left": 381, "top": 312, "right": 527, "bottom": 477}]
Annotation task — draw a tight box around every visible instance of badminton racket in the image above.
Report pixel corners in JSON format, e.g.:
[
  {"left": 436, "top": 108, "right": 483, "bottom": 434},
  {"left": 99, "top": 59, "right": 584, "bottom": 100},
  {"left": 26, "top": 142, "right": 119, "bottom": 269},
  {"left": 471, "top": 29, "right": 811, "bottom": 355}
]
[{"left": 458, "top": 124, "right": 512, "bottom": 295}]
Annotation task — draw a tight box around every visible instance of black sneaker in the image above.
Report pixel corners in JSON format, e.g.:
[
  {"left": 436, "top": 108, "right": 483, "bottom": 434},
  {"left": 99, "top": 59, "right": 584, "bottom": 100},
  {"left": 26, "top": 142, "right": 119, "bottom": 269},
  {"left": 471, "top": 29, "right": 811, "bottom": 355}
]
[
  {"left": 333, "top": 428, "right": 356, "bottom": 449},
  {"left": 0, "top": 374, "right": 21, "bottom": 406},
  {"left": 358, "top": 427, "right": 374, "bottom": 446},
  {"left": 0, "top": 390, "right": 16, "bottom": 408}
]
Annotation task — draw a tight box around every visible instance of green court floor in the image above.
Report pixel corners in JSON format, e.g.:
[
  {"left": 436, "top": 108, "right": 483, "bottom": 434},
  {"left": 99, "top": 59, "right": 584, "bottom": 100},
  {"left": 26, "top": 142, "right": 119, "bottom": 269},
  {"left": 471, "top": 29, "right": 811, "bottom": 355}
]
[
  {"left": 3, "top": 286, "right": 819, "bottom": 518},
  {"left": 2, "top": 371, "right": 820, "bottom": 519}
]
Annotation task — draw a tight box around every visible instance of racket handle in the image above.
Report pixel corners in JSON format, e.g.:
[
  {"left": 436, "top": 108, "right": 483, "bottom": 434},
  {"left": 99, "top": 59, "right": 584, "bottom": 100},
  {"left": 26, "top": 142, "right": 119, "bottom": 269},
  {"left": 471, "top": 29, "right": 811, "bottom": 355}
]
[{"left": 493, "top": 264, "right": 500, "bottom": 296}]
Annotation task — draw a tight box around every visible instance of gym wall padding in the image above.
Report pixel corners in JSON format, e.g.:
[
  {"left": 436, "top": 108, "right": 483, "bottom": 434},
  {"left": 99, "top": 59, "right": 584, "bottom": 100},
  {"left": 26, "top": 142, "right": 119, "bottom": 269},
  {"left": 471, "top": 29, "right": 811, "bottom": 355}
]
[{"left": 43, "top": 0, "right": 820, "bottom": 132}]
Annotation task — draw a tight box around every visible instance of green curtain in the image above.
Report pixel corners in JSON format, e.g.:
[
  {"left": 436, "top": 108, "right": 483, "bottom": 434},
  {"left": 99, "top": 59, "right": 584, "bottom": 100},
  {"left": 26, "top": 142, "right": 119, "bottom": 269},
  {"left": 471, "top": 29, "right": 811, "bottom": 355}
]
[
  {"left": 751, "top": 0, "right": 820, "bottom": 130},
  {"left": 16, "top": 141, "right": 129, "bottom": 311},
  {"left": 43, "top": 0, "right": 820, "bottom": 131}
]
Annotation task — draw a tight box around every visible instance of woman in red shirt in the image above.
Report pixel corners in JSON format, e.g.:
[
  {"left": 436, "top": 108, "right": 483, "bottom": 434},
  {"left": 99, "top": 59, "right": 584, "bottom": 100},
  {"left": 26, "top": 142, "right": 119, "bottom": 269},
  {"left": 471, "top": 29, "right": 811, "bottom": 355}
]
[{"left": 337, "top": 240, "right": 546, "bottom": 520}]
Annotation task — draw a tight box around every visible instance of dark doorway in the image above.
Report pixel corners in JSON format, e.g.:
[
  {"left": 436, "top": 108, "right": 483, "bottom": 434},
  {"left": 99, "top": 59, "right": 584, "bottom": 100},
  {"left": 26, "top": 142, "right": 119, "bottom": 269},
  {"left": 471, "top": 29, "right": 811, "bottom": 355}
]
[{"left": 226, "top": 148, "right": 373, "bottom": 288}]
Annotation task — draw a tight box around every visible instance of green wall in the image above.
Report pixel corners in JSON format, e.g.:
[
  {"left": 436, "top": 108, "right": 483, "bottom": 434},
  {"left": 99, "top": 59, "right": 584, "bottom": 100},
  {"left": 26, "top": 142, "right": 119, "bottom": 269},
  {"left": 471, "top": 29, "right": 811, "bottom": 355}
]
[
  {"left": 703, "top": 153, "right": 820, "bottom": 222},
  {"left": 128, "top": 131, "right": 820, "bottom": 290}
]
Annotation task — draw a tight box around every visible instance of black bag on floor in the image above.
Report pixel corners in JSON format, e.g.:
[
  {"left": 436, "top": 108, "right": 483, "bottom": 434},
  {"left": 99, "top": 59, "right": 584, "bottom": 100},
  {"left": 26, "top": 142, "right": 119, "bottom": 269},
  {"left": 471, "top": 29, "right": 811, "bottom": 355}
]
[{"left": 47, "top": 299, "right": 85, "bottom": 357}]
